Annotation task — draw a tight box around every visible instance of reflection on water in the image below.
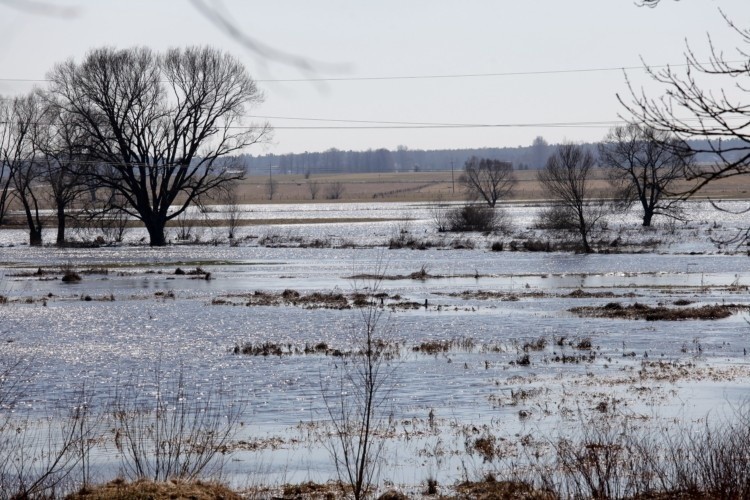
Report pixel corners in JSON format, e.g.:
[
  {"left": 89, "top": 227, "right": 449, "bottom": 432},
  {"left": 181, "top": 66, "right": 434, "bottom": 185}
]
[{"left": 1, "top": 200, "right": 750, "bottom": 488}]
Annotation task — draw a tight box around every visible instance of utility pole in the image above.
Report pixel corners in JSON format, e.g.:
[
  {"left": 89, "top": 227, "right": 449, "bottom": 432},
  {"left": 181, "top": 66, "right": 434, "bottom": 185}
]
[
  {"left": 450, "top": 160, "right": 455, "bottom": 194},
  {"left": 268, "top": 157, "right": 273, "bottom": 201}
]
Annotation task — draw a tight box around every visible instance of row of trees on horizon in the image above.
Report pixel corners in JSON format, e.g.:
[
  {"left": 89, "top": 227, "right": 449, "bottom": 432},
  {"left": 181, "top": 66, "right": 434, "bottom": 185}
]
[{"left": 235, "top": 137, "right": 744, "bottom": 176}]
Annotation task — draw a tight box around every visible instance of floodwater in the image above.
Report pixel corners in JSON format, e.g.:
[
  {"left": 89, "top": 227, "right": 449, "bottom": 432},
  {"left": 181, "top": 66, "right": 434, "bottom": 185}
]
[{"left": 0, "top": 200, "right": 749, "bottom": 491}]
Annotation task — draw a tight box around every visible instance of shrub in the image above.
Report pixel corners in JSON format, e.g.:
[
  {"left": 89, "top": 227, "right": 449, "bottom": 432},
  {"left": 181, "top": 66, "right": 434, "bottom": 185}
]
[
  {"left": 447, "top": 204, "right": 503, "bottom": 232},
  {"left": 522, "top": 239, "right": 552, "bottom": 252},
  {"left": 112, "top": 368, "right": 241, "bottom": 482},
  {"left": 534, "top": 204, "right": 577, "bottom": 231}
]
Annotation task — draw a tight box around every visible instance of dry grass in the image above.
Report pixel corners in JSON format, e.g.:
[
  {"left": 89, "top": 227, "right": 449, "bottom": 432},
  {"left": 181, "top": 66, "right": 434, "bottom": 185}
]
[
  {"left": 570, "top": 302, "right": 748, "bottom": 321},
  {"left": 448, "top": 475, "right": 554, "bottom": 500},
  {"left": 231, "top": 168, "right": 750, "bottom": 204},
  {"left": 280, "top": 480, "right": 347, "bottom": 499},
  {"left": 66, "top": 478, "right": 242, "bottom": 500},
  {"left": 413, "top": 338, "right": 476, "bottom": 354}
]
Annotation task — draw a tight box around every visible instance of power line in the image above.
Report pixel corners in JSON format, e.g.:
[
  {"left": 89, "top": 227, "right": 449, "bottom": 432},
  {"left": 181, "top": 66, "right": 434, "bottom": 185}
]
[
  {"left": 0, "top": 118, "right": 625, "bottom": 130},
  {"left": 254, "top": 62, "right": 720, "bottom": 82},
  {"left": 0, "top": 60, "right": 743, "bottom": 85},
  {"left": 0, "top": 115, "right": 745, "bottom": 131}
]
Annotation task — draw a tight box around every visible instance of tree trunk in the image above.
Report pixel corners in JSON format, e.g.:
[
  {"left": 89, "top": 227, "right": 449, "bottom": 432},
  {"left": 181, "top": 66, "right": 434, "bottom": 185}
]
[
  {"left": 56, "top": 205, "right": 67, "bottom": 246},
  {"left": 29, "top": 227, "right": 42, "bottom": 246},
  {"left": 145, "top": 217, "right": 167, "bottom": 246},
  {"left": 580, "top": 231, "right": 591, "bottom": 253},
  {"left": 642, "top": 210, "right": 653, "bottom": 227},
  {"left": 578, "top": 211, "right": 592, "bottom": 253},
  {"left": 21, "top": 198, "right": 42, "bottom": 247}
]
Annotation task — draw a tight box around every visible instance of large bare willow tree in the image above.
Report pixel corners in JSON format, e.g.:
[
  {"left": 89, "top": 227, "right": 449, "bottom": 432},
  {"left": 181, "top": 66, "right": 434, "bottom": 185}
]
[
  {"left": 599, "top": 124, "right": 693, "bottom": 227},
  {"left": 48, "top": 46, "right": 270, "bottom": 246},
  {"left": 461, "top": 156, "right": 516, "bottom": 208}
]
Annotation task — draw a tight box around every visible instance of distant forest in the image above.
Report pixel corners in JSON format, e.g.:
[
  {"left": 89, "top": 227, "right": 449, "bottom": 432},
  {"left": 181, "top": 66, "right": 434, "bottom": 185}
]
[{"left": 230, "top": 137, "right": 746, "bottom": 175}]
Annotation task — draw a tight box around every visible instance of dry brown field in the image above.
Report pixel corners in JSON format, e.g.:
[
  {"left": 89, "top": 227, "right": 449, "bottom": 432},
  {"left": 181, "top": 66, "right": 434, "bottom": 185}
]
[{"left": 236, "top": 168, "right": 750, "bottom": 204}]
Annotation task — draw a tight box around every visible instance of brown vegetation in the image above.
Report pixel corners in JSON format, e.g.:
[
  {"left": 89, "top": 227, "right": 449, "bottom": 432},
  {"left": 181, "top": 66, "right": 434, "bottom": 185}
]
[
  {"left": 66, "top": 478, "right": 242, "bottom": 500},
  {"left": 570, "top": 302, "right": 747, "bottom": 320},
  {"left": 413, "top": 338, "right": 476, "bottom": 355},
  {"left": 451, "top": 475, "right": 554, "bottom": 500}
]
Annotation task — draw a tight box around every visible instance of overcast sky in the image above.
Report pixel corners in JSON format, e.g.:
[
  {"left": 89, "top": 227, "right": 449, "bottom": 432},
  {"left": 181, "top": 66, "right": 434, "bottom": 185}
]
[{"left": 0, "top": 0, "right": 747, "bottom": 155}]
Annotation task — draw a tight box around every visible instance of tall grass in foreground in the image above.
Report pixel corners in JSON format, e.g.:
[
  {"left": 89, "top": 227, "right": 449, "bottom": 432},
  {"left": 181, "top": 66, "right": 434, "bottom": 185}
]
[{"left": 510, "top": 406, "right": 750, "bottom": 499}]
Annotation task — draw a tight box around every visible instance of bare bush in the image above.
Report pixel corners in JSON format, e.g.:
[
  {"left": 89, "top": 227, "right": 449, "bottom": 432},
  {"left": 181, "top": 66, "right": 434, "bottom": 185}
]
[
  {"left": 429, "top": 197, "right": 450, "bottom": 233},
  {"left": 308, "top": 180, "right": 320, "bottom": 200},
  {"left": 112, "top": 367, "right": 241, "bottom": 482},
  {"left": 94, "top": 191, "right": 131, "bottom": 244},
  {"left": 526, "top": 404, "right": 750, "bottom": 499},
  {"left": 446, "top": 204, "right": 506, "bottom": 233},
  {"left": 533, "top": 204, "right": 578, "bottom": 231},
  {"left": 0, "top": 358, "right": 95, "bottom": 499},
  {"left": 220, "top": 187, "right": 243, "bottom": 240},
  {"left": 322, "top": 274, "right": 396, "bottom": 500},
  {"left": 326, "top": 181, "right": 346, "bottom": 200},
  {"left": 174, "top": 210, "right": 195, "bottom": 241}
]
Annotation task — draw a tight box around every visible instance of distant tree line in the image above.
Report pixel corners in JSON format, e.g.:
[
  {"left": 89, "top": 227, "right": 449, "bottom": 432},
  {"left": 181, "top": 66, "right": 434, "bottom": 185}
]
[
  {"left": 234, "top": 138, "right": 739, "bottom": 176},
  {"left": 233, "top": 140, "right": 557, "bottom": 175}
]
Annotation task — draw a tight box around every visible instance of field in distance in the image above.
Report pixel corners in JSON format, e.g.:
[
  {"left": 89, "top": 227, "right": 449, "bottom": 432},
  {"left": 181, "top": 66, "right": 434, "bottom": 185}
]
[{"left": 235, "top": 169, "right": 750, "bottom": 204}]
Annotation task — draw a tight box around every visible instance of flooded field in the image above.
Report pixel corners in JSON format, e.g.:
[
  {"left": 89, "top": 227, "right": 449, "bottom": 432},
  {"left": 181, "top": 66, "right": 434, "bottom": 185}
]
[{"left": 1, "top": 200, "right": 749, "bottom": 495}]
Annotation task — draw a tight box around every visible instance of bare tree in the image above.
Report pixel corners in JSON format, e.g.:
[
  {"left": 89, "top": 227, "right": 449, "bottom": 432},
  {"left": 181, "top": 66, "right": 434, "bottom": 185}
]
[
  {"left": 265, "top": 176, "right": 278, "bottom": 201},
  {"left": 0, "top": 136, "right": 12, "bottom": 227},
  {"left": 221, "top": 186, "right": 242, "bottom": 239},
  {"left": 326, "top": 181, "right": 345, "bottom": 200},
  {"left": 35, "top": 98, "right": 90, "bottom": 245},
  {"left": 599, "top": 124, "right": 692, "bottom": 226},
  {"left": 48, "top": 46, "right": 270, "bottom": 246},
  {"left": 620, "top": 11, "right": 750, "bottom": 242},
  {"left": 461, "top": 156, "right": 516, "bottom": 208},
  {"left": 538, "top": 143, "right": 609, "bottom": 253},
  {"left": 0, "top": 93, "right": 46, "bottom": 246},
  {"left": 307, "top": 179, "right": 320, "bottom": 200}
]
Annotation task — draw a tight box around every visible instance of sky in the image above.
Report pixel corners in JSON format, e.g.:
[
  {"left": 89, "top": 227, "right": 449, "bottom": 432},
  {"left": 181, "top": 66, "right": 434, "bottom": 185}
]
[{"left": 0, "top": 0, "right": 748, "bottom": 155}]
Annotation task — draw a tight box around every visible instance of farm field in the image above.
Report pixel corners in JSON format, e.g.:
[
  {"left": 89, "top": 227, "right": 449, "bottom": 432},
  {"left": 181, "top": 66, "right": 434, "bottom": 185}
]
[{"left": 231, "top": 169, "right": 750, "bottom": 204}]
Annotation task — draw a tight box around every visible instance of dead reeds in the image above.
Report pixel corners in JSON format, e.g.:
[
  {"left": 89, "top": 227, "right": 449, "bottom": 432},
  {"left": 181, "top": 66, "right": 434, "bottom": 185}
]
[{"left": 570, "top": 302, "right": 747, "bottom": 321}]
